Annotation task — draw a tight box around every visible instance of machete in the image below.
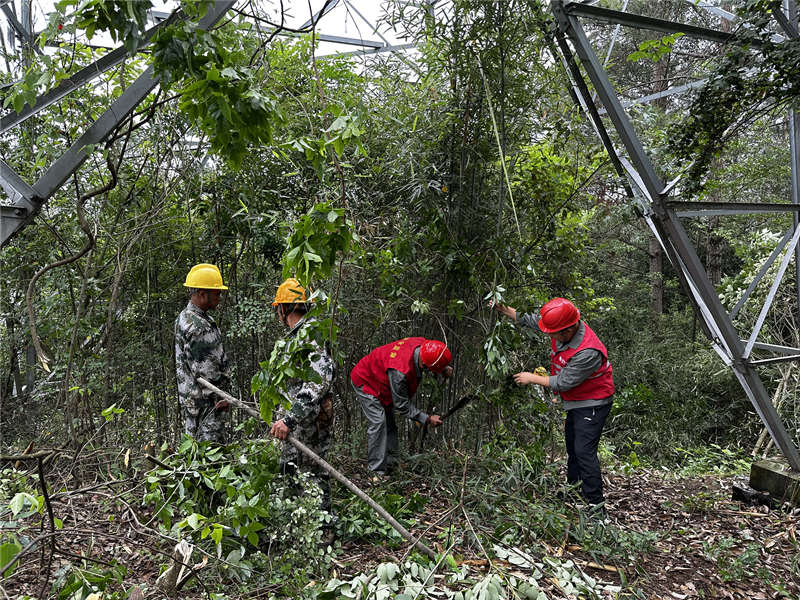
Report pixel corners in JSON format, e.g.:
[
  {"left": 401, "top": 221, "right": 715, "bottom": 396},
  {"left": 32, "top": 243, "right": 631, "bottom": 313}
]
[{"left": 443, "top": 394, "right": 477, "bottom": 419}]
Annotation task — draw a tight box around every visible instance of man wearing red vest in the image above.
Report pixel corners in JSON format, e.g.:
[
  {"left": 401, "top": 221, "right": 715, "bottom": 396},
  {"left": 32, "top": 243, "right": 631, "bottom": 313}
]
[
  {"left": 351, "top": 338, "right": 452, "bottom": 477},
  {"left": 494, "top": 298, "right": 614, "bottom": 510}
]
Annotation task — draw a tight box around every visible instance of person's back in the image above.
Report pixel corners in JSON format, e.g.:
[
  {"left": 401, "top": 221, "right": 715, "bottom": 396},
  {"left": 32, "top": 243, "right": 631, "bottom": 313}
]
[{"left": 175, "top": 264, "right": 230, "bottom": 443}]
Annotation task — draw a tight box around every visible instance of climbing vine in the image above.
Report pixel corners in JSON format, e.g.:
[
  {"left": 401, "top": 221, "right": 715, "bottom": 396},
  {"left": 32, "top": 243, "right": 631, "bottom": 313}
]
[{"left": 670, "top": 1, "right": 800, "bottom": 193}]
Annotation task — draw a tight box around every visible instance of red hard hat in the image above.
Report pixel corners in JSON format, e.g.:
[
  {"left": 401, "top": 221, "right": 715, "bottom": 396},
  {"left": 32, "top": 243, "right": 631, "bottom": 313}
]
[
  {"left": 538, "top": 298, "right": 580, "bottom": 333},
  {"left": 420, "top": 340, "right": 452, "bottom": 373}
]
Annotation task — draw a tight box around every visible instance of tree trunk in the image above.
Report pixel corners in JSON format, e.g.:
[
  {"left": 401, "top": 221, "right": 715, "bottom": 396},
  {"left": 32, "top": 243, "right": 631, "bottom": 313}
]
[
  {"left": 706, "top": 216, "right": 723, "bottom": 286},
  {"left": 648, "top": 56, "right": 670, "bottom": 316},
  {"left": 649, "top": 236, "right": 664, "bottom": 315}
]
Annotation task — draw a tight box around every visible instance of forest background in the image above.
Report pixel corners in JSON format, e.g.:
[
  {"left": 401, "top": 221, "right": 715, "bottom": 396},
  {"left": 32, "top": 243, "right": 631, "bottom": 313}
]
[{"left": 1, "top": 0, "right": 799, "bottom": 598}]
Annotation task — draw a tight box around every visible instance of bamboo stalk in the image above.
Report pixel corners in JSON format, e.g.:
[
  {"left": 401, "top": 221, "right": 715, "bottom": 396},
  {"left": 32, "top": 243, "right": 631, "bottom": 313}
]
[{"left": 196, "top": 377, "right": 437, "bottom": 560}]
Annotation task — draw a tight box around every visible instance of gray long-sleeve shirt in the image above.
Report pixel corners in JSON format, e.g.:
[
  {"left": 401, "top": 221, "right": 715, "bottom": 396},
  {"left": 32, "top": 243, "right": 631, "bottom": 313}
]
[
  {"left": 386, "top": 347, "right": 429, "bottom": 424},
  {"left": 518, "top": 313, "right": 611, "bottom": 410}
]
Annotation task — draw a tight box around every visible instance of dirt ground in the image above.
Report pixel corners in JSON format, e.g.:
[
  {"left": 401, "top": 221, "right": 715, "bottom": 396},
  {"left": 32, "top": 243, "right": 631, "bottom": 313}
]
[{"left": 4, "top": 463, "right": 799, "bottom": 599}]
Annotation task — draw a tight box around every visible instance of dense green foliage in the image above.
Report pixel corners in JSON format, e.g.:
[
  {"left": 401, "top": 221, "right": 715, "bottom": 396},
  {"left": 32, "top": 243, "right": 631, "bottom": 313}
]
[{"left": 2, "top": 0, "right": 800, "bottom": 597}]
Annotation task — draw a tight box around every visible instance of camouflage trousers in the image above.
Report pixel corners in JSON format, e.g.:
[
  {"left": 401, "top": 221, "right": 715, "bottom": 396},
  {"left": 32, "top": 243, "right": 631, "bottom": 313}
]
[
  {"left": 183, "top": 398, "right": 227, "bottom": 444},
  {"left": 279, "top": 394, "right": 335, "bottom": 513}
]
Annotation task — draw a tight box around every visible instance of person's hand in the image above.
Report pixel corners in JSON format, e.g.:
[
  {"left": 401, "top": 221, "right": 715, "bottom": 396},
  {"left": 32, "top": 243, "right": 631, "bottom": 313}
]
[
  {"left": 214, "top": 399, "right": 230, "bottom": 412},
  {"left": 513, "top": 371, "right": 537, "bottom": 385},
  {"left": 427, "top": 414, "right": 443, "bottom": 427},
  {"left": 491, "top": 302, "right": 517, "bottom": 320},
  {"left": 270, "top": 419, "right": 289, "bottom": 440}
]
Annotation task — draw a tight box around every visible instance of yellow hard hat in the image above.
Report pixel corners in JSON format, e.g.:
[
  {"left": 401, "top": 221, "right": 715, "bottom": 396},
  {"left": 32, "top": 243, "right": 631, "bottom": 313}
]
[
  {"left": 183, "top": 263, "right": 228, "bottom": 290},
  {"left": 272, "top": 278, "right": 307, "bottom": 306}
]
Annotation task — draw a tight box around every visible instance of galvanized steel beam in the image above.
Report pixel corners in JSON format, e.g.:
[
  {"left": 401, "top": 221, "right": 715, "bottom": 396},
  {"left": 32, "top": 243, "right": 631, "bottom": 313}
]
[
  {"left": 0, "top": 1, "right": 235, "bottom": 249},
  {"left": 744, "top": 226, "right": 800, "bottom": 358},
  {"left": 730, "top": 228, "right": 794, "bottom": 321},
  {"left": 562, "top": 1, "right": 741, "bottom": 46},
  {"left": 551, "top": 0, "right": 800, "bottom": 470},
  {"left": 669, "top": 201, "right": 800, "bottom": 217},
  {"left": 0, "top": 15, "right": 176, "bottom": 133},
  {"left": 781, "top": 0, "right": 800, "bottom": 321},
  {"left": 300, "top": 0, "right": 340, "bottom": 30},
  {"left": 751, "top": 341, "right": 800, "bottom": 355}
]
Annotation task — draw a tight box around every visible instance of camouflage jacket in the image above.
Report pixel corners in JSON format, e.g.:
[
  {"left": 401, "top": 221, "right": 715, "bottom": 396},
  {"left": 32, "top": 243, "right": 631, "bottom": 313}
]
[
  {"left": 175, "top": 302, "right": 230, "bottom": 411},
  {"left": 280, "top": 317, "right": 335, "bottom": 431}
]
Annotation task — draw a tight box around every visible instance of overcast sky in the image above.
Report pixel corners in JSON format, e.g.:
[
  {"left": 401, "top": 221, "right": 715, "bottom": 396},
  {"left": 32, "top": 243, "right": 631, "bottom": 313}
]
[{"left": 5, "top": 0, "right": 417, "bottom": 56}]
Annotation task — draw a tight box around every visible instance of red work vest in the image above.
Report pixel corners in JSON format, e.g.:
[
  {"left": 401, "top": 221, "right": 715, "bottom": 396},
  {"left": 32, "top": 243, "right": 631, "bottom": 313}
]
[
  {"left": 550, "top": 323, "right": 614, "bottom": 402},
  {"left": 351, "top": 337, "right": 425, "bottom": 407}
]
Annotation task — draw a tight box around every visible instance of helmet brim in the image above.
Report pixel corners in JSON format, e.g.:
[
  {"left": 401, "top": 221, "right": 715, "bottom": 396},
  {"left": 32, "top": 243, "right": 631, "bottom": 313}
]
[
  {"left": 538, "top": 315, "right": 579, "bottom": 333},
  {"left": 184, "top": 283, "right": 229, "bottom": 290}
]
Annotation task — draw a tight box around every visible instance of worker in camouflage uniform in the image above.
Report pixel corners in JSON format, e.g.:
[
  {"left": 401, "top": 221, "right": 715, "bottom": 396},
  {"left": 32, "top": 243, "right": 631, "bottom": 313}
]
[
  {"left": 174, "top": 263, "right": 231, "bottom": 443},
  {"left": 269, "top": 278, "right": 336, "bottom": 515}
]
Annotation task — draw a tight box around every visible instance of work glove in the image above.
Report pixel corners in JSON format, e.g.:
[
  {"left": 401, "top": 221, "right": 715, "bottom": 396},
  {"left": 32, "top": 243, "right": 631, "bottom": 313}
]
[{"left": 534, "top": 366, "right": 548, "bottom": 377}]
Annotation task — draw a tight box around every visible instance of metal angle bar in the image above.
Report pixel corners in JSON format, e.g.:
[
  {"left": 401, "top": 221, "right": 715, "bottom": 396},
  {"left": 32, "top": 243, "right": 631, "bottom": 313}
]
[
  {"left": 598, "top": 79, "right": 708, "bottom": 115},
  {"left": 786, "top": 0, "right": 800, "bottom": 326},
  {"left": 775, "top": 4, "right": 800, "bottom": 38},
  {"left": 748, "top": 354, "right": 800, "bottom": 365},
  {"left": 744, "top": 224, "right": 800, "bottom": 358},
  {"left": 343, "top": 0, "right": 391, "bottom": 45},
  {"left": 563, "top": 1, "right": 742, "bottom": 45},
  {"left": 601, "top": 66, "right": 765, "bottom": 115},
  {"left": 668, "top": 232, "right": 731, "bottom": 354},
  {"left": 28, "top": 69, "right": 161, "bottom": 198},
  {"left": 315, "top": 32, "right": 383, "bottom": 47},
  {"left": 749, "top": 341, "right": 800, "bottom": 355},
  {"left": 560, "top": 0, "right": 739, "bottom": 354},
  {"left": 1, "top": 3, "right": 38, "bottom": 48},
  {"left": 602, "top": 0, "right": 629, "bottom": 67},
  {"left": 0, "top": 204, "right": 27, "bottom": 245},
  {"left": 690, "top": 2, "right": 737, "bottom": 23},
  {"left": 553, "top": 30, "right": 633, "bottom": 198},
  {"left": 662, "top": 172, "right": 685, "bottom": 196},
  {"left": 0, "top": 158, "right": 36, "bottom": 206},
  {"left": 669, "top": 201, "right": 800, "bottom": 216},
  {"left": 653, "top": 220, "right": 717, "bottom": 342},
  {"left": 0, "top": 1, "right": 235, "bottom": 250},
  {"left": 557, "top": 6, "right": 665, "bottom": 202},
  {"left": 732, "top": 367, "right": 800, "bottom": 470},
  {"left": 299, "top": 0, "right": 340, "bottom": 30},
  {"left": 676, "top": 209, "right": 797, "bottom": 217},
  {"left": 730, "top": 227, "right": 793, "bottom": 320},
  {"left": 32, "top": 0, "right": 233, "bottom": 200},
  {"left": 552, "top": 0, "right": 800, "bottom": 470},
  {"left": 324, "top": 42, "right": 414, "bottom": 58},
  {"left": 0, "top": 16, "right": 177, "bottom": 134},
  {"left": 663, "top": 208, "right": 800, "bottom": 469},
  {"left": 663, "top": 208, "right": 746, "bottom": 355}
]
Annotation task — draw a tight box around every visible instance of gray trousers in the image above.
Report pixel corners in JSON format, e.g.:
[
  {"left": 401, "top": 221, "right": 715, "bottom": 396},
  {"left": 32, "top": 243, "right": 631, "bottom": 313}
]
[
  {"left": 353, "top": 383, "right": 398, "bottom": 473},
  {"left": 183, "top": 400, "right": 227, "bottom": 444}
]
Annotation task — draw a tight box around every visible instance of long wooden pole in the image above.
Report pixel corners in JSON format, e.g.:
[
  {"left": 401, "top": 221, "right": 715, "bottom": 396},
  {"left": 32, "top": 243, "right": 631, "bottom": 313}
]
[{"left": 197, "top": 377, "right": 437, "bottom": 560}]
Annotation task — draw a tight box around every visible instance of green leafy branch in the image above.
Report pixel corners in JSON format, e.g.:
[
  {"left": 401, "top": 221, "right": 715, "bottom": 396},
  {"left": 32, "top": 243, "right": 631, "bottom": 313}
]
[
  {"left": 285, "top": 111, "right": 367, "bottom": 179},
  {"left": 281, "top": 200, "right": 355, "bottom": 285},
  {"left": 60, "top": 0, "right": 152, "bottom": 54},
  {"left": 152, "top": 20, "right": 283, "bottom": 168},
  {"left": 251, "top": 201, "right": 353, "bottom": 421},
  {"left": 670, "top": 1, "right": 800, "bottom": 193},
  {"left": 627, "top": 33, "right": 684, "bottom": 63},
  {"left": 250, "top": 313, "right": 333, "bottom": 424}
]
